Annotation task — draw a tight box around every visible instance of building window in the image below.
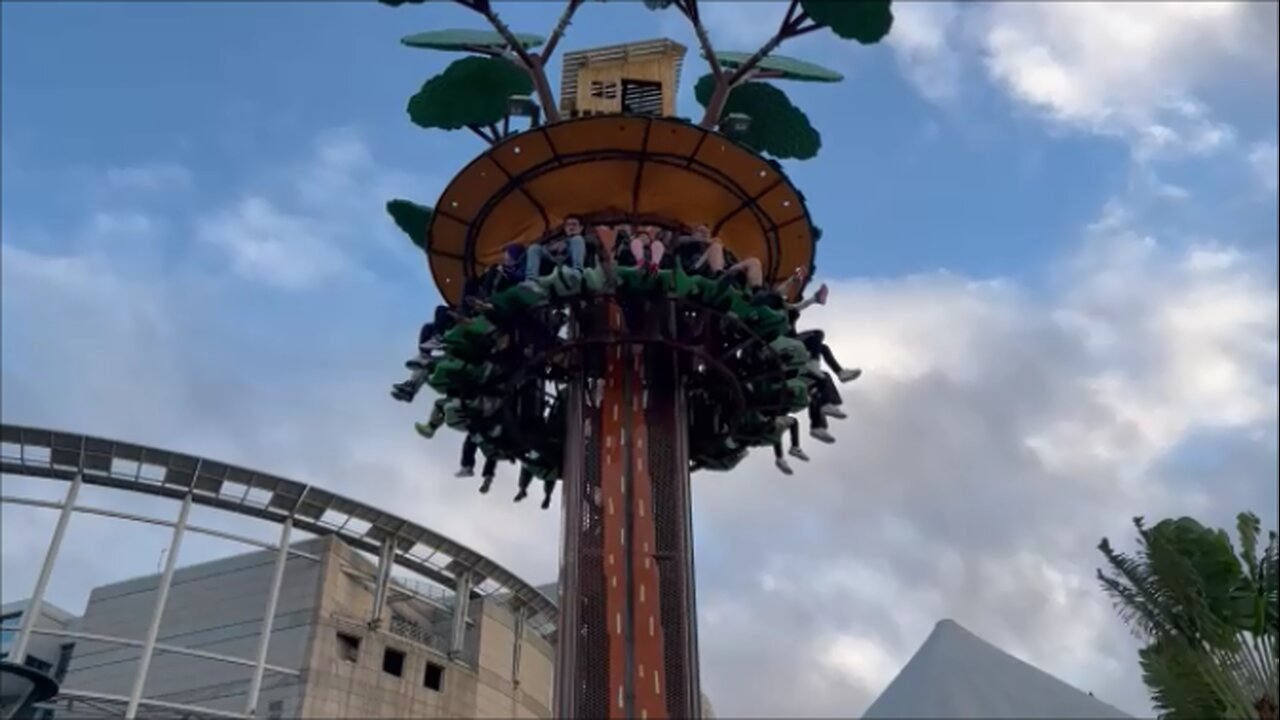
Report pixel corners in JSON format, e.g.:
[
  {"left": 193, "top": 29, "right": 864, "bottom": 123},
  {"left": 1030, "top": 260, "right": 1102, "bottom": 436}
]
[
  {"left": 423, "top": 661, "right": 445, "bottom": 691},
  {"left": 621, "top": 79, "right": 663, "bottom": 116},
  {"left": 382, "top": 647, "right": 405, "bottom": 678},
  {"left": 54, "top": 643, "right": 74, "bottom": 682},
  {"left": 267, "top": 700, "right": 284, "bottom": 719},
  {"left": 336, "top": 632, "right": 360, "bottom": 663}
]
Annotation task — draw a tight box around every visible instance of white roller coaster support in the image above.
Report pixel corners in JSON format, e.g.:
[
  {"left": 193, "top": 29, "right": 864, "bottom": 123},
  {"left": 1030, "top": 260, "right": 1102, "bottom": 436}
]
[
  {"left": 245, "top": 517, "right": 292, "bottom": 716},
  {"left": 10, "top": 472, "right": 82, "bottom": 663},
  {"left": 126, "top": 491, "right": 192, "bottom": 719}
]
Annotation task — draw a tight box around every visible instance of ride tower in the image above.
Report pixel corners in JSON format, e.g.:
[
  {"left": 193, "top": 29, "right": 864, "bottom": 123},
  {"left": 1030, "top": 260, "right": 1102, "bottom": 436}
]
[{"left": 379, "top": 2, "right": 895, "bottom": 717}]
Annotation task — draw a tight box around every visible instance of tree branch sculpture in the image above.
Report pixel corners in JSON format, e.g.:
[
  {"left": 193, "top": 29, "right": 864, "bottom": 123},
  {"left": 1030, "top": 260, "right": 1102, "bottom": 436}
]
[{"left": 681, "top": 0, "right": 894, "bottom": 128}]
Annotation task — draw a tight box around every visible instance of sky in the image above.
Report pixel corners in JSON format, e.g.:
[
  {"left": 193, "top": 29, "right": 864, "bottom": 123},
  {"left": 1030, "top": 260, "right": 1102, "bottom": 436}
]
[{"left": 1, "top": 0, "right": 1278, "bottom": 717}]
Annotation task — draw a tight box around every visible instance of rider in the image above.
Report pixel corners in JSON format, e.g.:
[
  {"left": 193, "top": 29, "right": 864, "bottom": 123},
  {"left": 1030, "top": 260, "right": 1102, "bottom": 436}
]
[{"left": 526, "top": 216, "right": 587, "bottom": 279}]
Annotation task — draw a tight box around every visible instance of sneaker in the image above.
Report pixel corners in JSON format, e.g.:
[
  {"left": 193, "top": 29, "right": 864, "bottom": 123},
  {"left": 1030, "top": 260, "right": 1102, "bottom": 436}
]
[
  {"left": 414, "top": 422, "right": 437, "bottom": 439},
  {"left": 810, "top": 427, "right": 835, "bottom": 444},
  {"left": 514, "top": 489, "right": 528, "bottom": 503},
  {"left": 541, "top": 494, "right": 553, "bottom": 510},
  {"left": 838, "top": 368, "right": 862, "bottom": 383},
  {"left": 419, "top": 338, "right": 444, "bottom": 353},
  {"left": 455, "top": 466, "right": 475, "bottom": 478},
  {"left": 775, "top": 457, "right": 794, "bottom": 475},
  {"left": 815, "top": 283, "right": 829, "bottom": 305},
  {"left": 479, "top": 476, "right": 493, "bottom": 494},
  {"left": 406, "top": 356, "right": 429, "bottom": 371},
  {"left": 788, "top": 447, "right": 810, "bottom": 462},
  {"left": 822, "top": 405, "right": 847, "bottom": 420}
]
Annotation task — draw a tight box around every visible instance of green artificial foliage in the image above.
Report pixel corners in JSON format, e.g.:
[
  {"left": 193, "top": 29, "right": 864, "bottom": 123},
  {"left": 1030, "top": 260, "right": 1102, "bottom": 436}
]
[
  {"left": 694, "top": 74, "right": 820, "bottom": 160},
  {"left": 710, "top": 51, "right": 843, "bottom": 82},
  {"left": 401, "top": 28, "right": 544, "bottom": 53},
  {"left": 386, "top": 199, "right": 433, "bottom": 251},
  {"left": 800, "top": 0, "right": 894, "bottom": 44},
  {"left": 408, "top": 56, "right": 533, "bottom": 131}
]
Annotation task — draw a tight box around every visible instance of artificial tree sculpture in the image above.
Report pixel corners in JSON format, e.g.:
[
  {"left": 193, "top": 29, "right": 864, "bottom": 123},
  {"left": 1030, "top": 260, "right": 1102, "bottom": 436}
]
[{"left": 377, "top": 2, "right": 893, "bottom": 717}]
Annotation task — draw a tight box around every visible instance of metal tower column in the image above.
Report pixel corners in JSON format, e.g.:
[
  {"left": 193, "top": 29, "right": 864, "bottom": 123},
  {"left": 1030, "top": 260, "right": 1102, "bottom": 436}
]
[{"left": 555, "top": 301, "right": 701, "bottom": 719}]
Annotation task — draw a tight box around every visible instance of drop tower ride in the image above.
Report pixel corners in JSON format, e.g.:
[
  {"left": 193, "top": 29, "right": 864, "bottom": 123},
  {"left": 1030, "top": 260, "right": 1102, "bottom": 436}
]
[{"left": 378, "top": 2, "right": 894, "bottom": 717}]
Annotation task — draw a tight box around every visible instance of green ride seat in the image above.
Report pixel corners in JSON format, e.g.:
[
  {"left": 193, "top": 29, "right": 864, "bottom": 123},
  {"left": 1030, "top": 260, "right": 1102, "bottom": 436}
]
[
  {"left": 537, "top": 266, "right": 585, "bottom": 300},
  {"left": 582, "top": 266, "right": 610, "bottom": 294},
  {"left": 490, "top": 282, "right": 548, "bottom": 317},
  {"left": 752, "top": 305, "right": 789, "bottom": 342},
  {"left": 442, "top": 316, "right": 497, "bottom": 359},
  {"left": 694, "top": 276, "right": 735, "bottom": 311}
]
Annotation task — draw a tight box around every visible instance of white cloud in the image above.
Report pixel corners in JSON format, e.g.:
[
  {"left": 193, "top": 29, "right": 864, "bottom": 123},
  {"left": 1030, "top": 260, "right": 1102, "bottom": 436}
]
[
  {"left": 886, "top": 1, "right": 964, "bottom": 103},
  {"left": 882, "top": 2, "right": 1274, "bottom": 161},
  {"left": 196, "top": 195, "right": 348, "bottom": 289},
  {"left": 104, "top": 161, "right": 193, "bottom": 192},
  {"left": 191, "top": 128, "right": 441, "bottom": 289},
  {"left": 1249, "top": 140, "right": 1279, "bottom": 193}
]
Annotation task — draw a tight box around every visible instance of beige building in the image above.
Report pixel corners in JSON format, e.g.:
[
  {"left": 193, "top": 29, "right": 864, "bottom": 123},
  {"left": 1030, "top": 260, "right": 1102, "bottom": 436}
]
[{"left": 63, "top": 535, "right": 553, "bottom": 719}]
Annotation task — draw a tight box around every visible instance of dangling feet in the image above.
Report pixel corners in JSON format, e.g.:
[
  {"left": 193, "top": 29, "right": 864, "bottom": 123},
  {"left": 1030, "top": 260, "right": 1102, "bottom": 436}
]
[
  {"left": 775, "top": 457, "right": 794, "bottom": 476},
  {"left": 513, "top": 488, "right": 528, "bottom": 503},
  {"left": 838, "top": 368, "right": 862, "bottom": 383},
  {"left": 414, "top": 422, "right": 437, "bottom": 439},
  {"left": 815, "top": 283, "right": 829, "bottom": 305},
  {"left": 810, "top": 427, "right": 835, "bottom": 444},
  {"left": 822, "top": 404, "right": 848, "bottom": 420},
  {"left": 391, "top": 382, "right": 416, "bottom": 403},
  {"left": 479, "top": 475, "right": 493, "bottom": 494},
  {"left": 455, "top": 466, "right": 475, "bottom": 479},
  {"left": 788, "top": 447, "right": 810, "bottom": 462}
]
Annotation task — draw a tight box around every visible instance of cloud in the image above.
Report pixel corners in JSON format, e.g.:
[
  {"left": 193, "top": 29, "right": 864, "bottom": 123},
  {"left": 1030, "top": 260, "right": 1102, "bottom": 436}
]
[
  {"left": 885, "top": 1, "right": 964, "bottom": 104},
  {"left": 196, "top": 195, "right": 349, "bottom": 289},
  {"left": 103, "top": 162, "right": 193, "bottom": 193},
  {"left": 191, "top": 128, "right": 440, "bottom": 289},
  {"left": 1249, "top": 140, "right": 1279, "bottom": 193},
  {"left": 884, "top": 2, "right": 1274, "bottom": 161}
]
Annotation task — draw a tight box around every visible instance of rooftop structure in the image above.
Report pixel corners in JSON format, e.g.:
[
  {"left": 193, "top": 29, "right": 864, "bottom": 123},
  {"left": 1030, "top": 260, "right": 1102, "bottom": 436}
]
[{"left": 863, "top": 619, "right": 1131, "bottom": 719}]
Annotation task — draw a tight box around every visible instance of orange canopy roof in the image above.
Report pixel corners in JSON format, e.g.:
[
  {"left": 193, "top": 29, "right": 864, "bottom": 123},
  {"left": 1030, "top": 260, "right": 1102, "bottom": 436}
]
[{"left": 426, "top": 115, "right": 815, "bottom": 305}]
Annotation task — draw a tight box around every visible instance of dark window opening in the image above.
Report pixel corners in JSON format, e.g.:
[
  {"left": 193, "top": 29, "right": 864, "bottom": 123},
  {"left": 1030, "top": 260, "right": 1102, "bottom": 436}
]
[
  {"left": 267, "top": 700, "right": 284, "bottom": 719},
  {"left": 589, "top": 80, "right": 619, "bottom": 100},
  {"left": 54, "top": 643, "right": 74, "bottom": 682},
  {"left": 336, "top": 632, "right": 360, "bottom": 663},
  {"left": 423, "top": 661, "right": 445, "bottom": 691},
  {"left": 382, "top": 647, "right": 405, "bottom": 677},
  {"left": 621, "top": 79, "right": 663, "bottom": 116}
]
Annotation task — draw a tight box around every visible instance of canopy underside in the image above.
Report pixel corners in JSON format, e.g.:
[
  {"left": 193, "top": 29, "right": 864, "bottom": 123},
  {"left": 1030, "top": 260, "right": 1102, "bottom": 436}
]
[{"left": 427, "top": 115, "right": 815, "bottom": 305}]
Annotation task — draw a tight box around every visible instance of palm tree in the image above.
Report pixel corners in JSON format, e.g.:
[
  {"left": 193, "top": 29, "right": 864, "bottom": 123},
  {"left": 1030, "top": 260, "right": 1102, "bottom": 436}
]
[{"left": 1097, "top": 512, "right": 1278, "bottom": 719}]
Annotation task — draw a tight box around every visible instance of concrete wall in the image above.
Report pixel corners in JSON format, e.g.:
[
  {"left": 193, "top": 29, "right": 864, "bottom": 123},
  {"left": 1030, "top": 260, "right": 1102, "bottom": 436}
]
[
  {"left": 61, "top": 537, "right": 324, "bottom": 716},
  {"left": 297, "top": 538, "right": 554, "bottom": 719}
]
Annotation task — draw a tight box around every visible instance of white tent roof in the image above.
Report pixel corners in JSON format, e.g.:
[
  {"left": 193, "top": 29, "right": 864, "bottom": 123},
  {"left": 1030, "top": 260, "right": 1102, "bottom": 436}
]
[{"left": 863, "top": 619, "right": 1131, "bottom": 719}]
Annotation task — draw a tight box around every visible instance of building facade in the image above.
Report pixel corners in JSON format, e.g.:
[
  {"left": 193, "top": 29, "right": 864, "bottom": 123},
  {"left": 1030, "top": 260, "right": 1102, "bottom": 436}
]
[{"left": 59, "top": 535, "right": 553, "bottom": 719}]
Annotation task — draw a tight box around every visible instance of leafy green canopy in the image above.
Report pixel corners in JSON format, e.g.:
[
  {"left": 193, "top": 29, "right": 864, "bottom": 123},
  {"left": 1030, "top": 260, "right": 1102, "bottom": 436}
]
[
  {"left": 1098, "top": 512, "right": 1279, "bottom": 719},
  {"left": 710, "top": 51, "right": 843, "bottom": 83},
  {"left": 386, "top": 199, "right": 433, "bottom": 251},
  {"left": 408, "top": 56, "right": 533, "bottom": 131},
  {"left": 694, "top": 74, "right": 820, "bottom": 160},
  {"left": 401, "top": 28, "right": 544, "bottom": 53},
  {"left": 799, "top": 0, "right": 894, "bottom": 44}
]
